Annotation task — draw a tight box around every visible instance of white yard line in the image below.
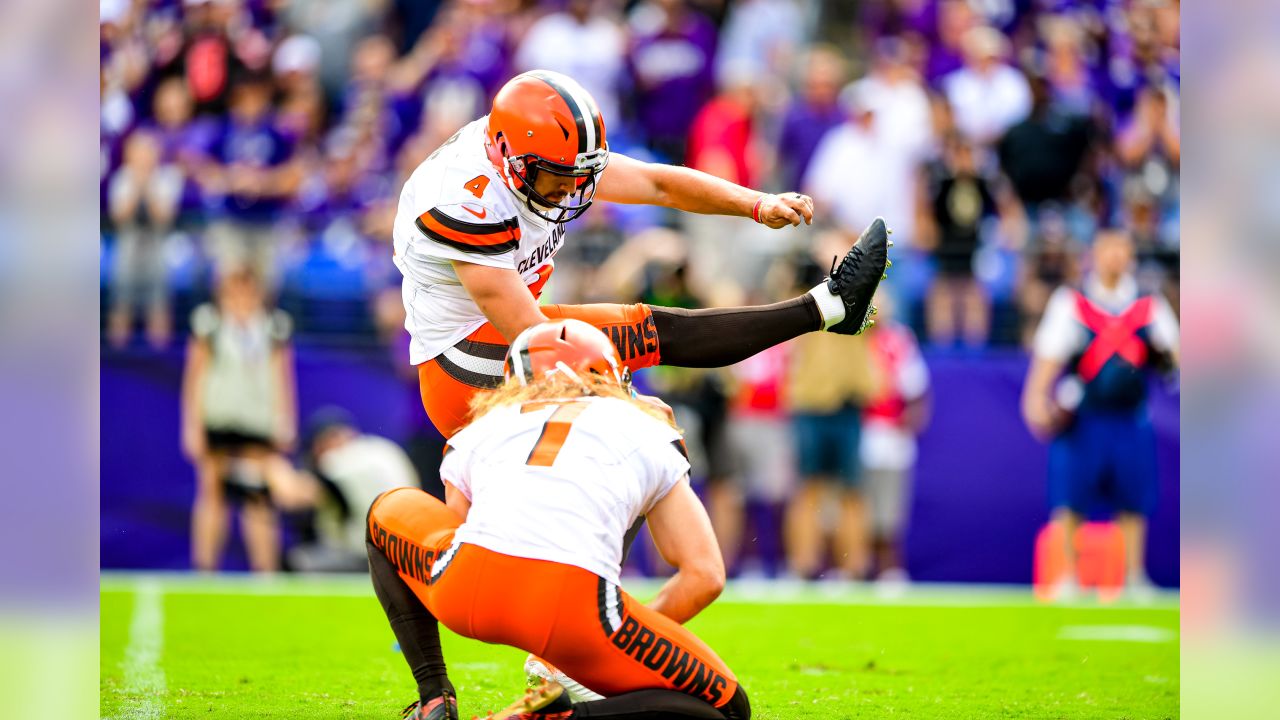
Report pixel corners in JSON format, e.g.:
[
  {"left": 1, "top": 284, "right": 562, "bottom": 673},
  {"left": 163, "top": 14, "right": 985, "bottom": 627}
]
[
  {"left": 116, "top": 579, "right": 166, "bottom": 720},
  {"left": 1058, "top": 625, "right": 1178, "bottom": 643}
]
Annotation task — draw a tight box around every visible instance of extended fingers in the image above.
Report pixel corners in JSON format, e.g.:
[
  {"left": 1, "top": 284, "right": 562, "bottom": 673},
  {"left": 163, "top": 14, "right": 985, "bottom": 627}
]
[{"left": 790, "top": 193, "right": 814, "bottom": 224}]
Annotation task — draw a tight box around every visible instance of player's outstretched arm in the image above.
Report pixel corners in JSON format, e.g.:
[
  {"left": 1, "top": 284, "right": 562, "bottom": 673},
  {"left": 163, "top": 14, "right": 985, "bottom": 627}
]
[
  {"left": 597, "top": 152, "right": 814, "bottom": 228},
  {"left": 453, "top": 260, "right": 550, "bottom": 343},
  {"left": 645, "top": 477, "right": 726, "bottom": 624}
]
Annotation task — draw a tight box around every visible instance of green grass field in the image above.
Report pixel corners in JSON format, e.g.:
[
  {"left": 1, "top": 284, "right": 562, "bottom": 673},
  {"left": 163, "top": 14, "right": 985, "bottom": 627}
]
[{"left": 100, "top": 574, "right": 1178, "bottom": 719}]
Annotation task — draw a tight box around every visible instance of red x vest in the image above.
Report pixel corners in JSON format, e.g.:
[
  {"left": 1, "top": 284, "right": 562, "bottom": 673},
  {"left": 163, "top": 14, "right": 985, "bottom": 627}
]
[{"left": 1072, "top": 290, "right": 1154, "bottom": 382}]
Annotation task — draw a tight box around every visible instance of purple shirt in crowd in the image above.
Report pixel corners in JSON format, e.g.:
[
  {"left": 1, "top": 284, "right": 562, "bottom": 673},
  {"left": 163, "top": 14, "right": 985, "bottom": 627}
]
[
  {"left": 141, "top": 117, "right": 219, "bottom": 215},
  {"left": 776, "top": 100, "right": 845, "bottom": 191},
  {"left": 205, "top": 115, "right": 295, "bottom": 222},
  {"left": 626, "top": 7, "right": 717, "bottom": 157}
]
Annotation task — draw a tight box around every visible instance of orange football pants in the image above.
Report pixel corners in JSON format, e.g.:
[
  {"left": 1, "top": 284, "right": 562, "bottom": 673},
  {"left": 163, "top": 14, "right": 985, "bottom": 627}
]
[
  {"left": 418, "top": 303, "right": 659, "bottom": 438},
  {"left": 366, "top": 487, "right": 740, "bottom": 709}
]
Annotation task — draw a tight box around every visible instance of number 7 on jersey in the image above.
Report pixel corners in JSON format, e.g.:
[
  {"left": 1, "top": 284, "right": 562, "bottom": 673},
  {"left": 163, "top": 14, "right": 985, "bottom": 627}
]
[{"left": 523, "top": 401, "right": 589, "bottom": 466}]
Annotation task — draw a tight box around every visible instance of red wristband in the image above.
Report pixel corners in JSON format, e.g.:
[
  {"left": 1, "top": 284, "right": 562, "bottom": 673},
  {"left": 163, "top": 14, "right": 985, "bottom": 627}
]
[{"left": 751, "top": 195, "right": 765, "bottom": 224}]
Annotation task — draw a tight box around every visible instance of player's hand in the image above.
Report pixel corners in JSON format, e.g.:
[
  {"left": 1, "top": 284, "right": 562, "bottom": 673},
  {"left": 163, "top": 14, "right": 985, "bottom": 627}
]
[
  {"left": 755, "top": 192, "right": 814, "bottom": 228},
  {"left": 634, "top": 393, "right": 677, "bottom": 425},
  {"left": 1024, "top": 396, "right": 1068, "bottom": 441}
]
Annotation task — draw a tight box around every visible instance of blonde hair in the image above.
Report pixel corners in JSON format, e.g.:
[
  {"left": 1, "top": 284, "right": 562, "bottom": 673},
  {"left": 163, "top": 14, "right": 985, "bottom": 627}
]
[{"left": 467, "top": 373, "right": 680, "bottom": 430}]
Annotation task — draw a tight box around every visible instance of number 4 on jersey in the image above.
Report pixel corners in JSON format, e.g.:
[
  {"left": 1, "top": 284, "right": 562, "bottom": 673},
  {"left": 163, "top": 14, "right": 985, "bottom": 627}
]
[
  {"left": 523, "top": 401, "right": 588, "bottom": 466},
  {"left": 464, "top": 175, "right": 490, "bottom": 199}
]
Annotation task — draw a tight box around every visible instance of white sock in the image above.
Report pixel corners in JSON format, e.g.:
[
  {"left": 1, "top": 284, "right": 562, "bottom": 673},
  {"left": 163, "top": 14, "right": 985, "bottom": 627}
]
[{"left": 807, "top": 282, "right": 846, "bottom": 330}]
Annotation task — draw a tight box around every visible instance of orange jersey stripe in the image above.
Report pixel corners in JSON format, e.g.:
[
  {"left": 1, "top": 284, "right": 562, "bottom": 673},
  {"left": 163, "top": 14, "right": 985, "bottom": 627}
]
[{"left": 416, "top": 208, "right": 520, "bottom": 255}]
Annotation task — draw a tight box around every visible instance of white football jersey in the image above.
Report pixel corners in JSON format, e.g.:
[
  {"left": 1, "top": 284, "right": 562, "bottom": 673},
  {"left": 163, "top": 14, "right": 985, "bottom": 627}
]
[
  {"left": 393, "top": 117, "right": 567, "bottom": 367},
  {"left": 440, "top": 396, "right": 690, "bottom": 586}
]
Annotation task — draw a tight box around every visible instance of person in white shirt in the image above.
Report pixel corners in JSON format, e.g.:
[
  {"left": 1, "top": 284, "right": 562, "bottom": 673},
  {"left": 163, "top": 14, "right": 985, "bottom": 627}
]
[
  {"left": 941, "top": 26, "right": 1031, "bottom": 146},
  {"left": 804, "top": 79, "right": 920, "bottom": 246},
  {"left": 366, "top": 319, "right": 750, "bottom": 720},
  {"left": 279, "top": 408, "right": 420, "bottom": 572}
]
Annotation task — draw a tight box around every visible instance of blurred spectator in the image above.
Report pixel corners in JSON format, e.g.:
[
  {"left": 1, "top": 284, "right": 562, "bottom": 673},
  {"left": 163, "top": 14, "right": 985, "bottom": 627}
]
[
  {"left": 919, "top": 132, "right": 1000, "bottom": 347},
  {"left": 726, "top": 342, "right": 793, "bottom": 577},
  {"left": 401, "top": 19, "right": 494, "bottom": 140},
  {"left": 388, "top": 0, "right": 449, "bottom": 54},
  {"left": 942, "top": 25, "right": 1031, "bottom": 145},
  {"left": 776, "top": 45, "right": 846, "bottom": 191},
  {"left": 714, "top": 0, "right": 805, "bottom": 97},
  {"left": 683, "top": 68, "right": 766, "bottom": 285},
  {"left": 1040, "top": 14, "right": 1096, "bottom": 117},
  {"left": 198, "top": 71, "right": 302, "bottom": 287},
  {"left": 100, "top": 15, "right": 146, "bottom": 213},
  {"left": 805, "top": 80, "right": 919, "bottom": 248},
  {"left": 276, "top": 80, "right": 329, "bottom": 152},
  {"left": 144, "top": 76, "right": 213, "bottom": 222},
  {"left": 924, "top": 0, "right": 979, "bottom": 84},
  {"left": 180, "top": 267, "right": 298, "bottom": 572},
  {"left": 276, "top": 0, "right": 382, "bottom": 100},
  {"left": 1017, "top": 208, "right": 1082, "bottom": 347},
  {"left": 339, "top": 35, "right": 442, "bottom": 174},
  {"left": 1115, "top": 84, "right": 1180, "bottom": 215},
  {"left": 106, "top": 131, "right": 183, "bottom": 349},
  {"left": 423, "top": 0, "right": 515, "bottom": 101},
  {"left": 626, "top": 0, "right": 718, "bottom": 161},
  {"left": 861, "top": 35, "right": 935, "bottom": 244},
  {"left": 273, "top": 34, "right": 323, "bottom": 98},
  {"left": 292, "top": 129, "right": 392, "bottom": 268},
  {"left": 782, "top": 235, "right": 879, "bottom": 580},
  {"left": 1021, "top": 229, "right": 1179, "bottom": 600},
  {"left": 282, "top": 408, "right": 420, "bottom": 572},
  {"left": 684, "top": 369, "right": 741, "bottom": 571},
  {"left": 515, "top": 0, "right": 627, "bottom": 137},
  {"left": 861, "top": 36, "right": 933, "bottom": 167},
  {"left": 856, "top": 0, "right": 935, "bottom": 49},
  {"left": 1121, "top": 181, "right": 1178, "bottom": 306},
  {"left": 153, "top": 0, "right": 267, "bottom": 116},
  {"left": 686, "top": 69, "right": 759, "bottom": 188},
  {"left": 1113, "top": 0, "right": 1180, "bottom": 116},
  {"left": 804, "top": 85, "right": 882, "bottom": 235},
  {"left": 273, "top": 35, "right": 329, "bottom": 152},
  {"left": 860, "top": 291, "right": 930, "bottom": 583},
  {"left": 997, "top": 72, "right": 1095, "bottom": 217}
]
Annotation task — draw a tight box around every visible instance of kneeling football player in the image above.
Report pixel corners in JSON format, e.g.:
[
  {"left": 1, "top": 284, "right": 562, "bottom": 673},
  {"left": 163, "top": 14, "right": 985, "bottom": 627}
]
[{"left": 366, "top": 319, "right": 750, "bottom": 720}]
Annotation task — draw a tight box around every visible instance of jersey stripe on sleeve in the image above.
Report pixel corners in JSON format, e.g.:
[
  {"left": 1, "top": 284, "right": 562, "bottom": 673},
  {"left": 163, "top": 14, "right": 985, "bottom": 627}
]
[{"left": 415, "top": 207, "right": 521, "bottom": 256}]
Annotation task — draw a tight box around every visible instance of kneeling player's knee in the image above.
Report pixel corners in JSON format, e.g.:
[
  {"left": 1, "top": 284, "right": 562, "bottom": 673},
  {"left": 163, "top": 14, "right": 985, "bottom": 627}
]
[{"left": 720, "top": 685, "right": 750, "bottom": 720}]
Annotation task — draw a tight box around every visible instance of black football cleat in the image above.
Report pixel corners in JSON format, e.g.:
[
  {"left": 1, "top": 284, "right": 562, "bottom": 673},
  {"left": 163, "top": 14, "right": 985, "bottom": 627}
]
[
  {"left": 402, "top": 689, "right": 459, "bottom": 720},
  {"left": 825, "top": 216, "right": 892, "bottom": 335},
  {"left": 472, "top": 680, "right": 570, "bottom": 720}
]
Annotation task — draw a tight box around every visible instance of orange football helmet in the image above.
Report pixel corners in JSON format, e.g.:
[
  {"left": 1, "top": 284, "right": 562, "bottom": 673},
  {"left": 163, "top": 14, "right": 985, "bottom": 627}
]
[
  {"left": 486, "top": 70, "right": 609, "bottom": 223},
  {"left": 505, "top": 319, "right": 624, "bottom": 386}
]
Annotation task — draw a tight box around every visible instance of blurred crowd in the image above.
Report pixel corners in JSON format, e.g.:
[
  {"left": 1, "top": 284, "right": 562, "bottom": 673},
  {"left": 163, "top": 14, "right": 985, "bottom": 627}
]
[
  {"left": 101, "top": 0, "right": 1180, "bottom": 579},
  {"left": 100, "top": 0, "right": 1180, "bottom": 349}
]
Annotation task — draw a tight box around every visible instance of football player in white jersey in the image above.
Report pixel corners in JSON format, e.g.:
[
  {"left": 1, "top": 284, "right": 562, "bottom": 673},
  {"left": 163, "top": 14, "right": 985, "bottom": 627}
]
[
  {"left": 392, "top": 69, "right": 891, "bottom": 441},
  {"left": 367, "top": 320, "right": 751, "bottom": 720}
]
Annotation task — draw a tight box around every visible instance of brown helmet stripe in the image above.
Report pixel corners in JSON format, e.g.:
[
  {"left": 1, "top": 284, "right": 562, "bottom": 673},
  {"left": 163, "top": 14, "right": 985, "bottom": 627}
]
[{"left": 529, "top": 71, "right": 589, "bottom": 155}]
